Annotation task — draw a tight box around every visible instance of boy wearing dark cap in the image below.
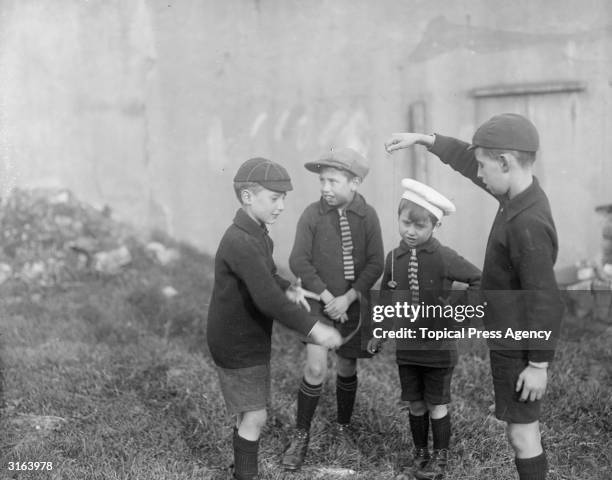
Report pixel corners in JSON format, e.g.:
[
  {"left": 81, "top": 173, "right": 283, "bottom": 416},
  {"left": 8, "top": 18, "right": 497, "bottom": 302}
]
[
  {"left": 385, "top": 114, "right": 564, "bottom": 480},
  {"left": 207, "top": 157, "right": 343, "bottom": 480},
  {"left": 282, "top": 148, "right": 384, "bottom": 471}
]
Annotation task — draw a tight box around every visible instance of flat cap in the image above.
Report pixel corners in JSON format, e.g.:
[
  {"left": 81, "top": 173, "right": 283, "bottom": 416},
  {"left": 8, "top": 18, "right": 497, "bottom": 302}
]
[
  {"left": 304, "top": 147, "right": 369, "bottom": 179},
  {"left": 469, "top": 113, "right": 539, "bottom": 153},
  {"left": 233, "top": 157, "right": 293, "bottom": 192}
]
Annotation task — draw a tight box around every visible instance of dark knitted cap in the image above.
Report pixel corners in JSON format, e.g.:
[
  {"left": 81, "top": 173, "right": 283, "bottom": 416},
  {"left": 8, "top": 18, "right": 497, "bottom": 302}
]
[
  {"left": 468, "top": 113, "right": 539, "bottom": 153},
  {"left": 233, "top": 157, "right": 293, "bottom": 192}
]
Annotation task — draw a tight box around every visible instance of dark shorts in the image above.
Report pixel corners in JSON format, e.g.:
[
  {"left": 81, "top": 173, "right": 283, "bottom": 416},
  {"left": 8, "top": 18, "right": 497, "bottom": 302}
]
[
  {"left": 300, "top": 300, "right": 372, "bottom": 359},
  {"left": 490, "top": 351, "right": 542, "bottom": 424},
  {"left": 398, "top": 364, "right": 453, "bottom": 405},
  {"left": 216, "top": 364, "right": 270, "bottom": 415}
]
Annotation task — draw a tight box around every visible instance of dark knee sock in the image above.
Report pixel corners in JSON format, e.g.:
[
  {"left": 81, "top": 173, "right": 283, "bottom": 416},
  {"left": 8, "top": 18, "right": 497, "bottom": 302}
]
[
  {"left": 297, "top": 377, "right": 322, "bottom": 431},
  {"left": 515, "top": 452, "right": 548, "bottom": 480},
  {"left": 233, "top": 429, "right": 259, "bottom": 480},
  {"left": 336, "top": 373, "right": 358, "bottom": 425},
  {"left": 409, "top": 412, "right": 429, "bottom": 449},
  {"left": 431, "top": 414, "right": 451, "bottom": 450}
]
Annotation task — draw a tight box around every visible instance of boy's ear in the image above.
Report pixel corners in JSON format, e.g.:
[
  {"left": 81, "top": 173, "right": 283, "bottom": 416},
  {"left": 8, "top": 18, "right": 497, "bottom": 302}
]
[
  {"left": 350, "top": 177, "right": 362, "bottom": 190},
  {"left": 499, "top": 154, "right": 510, "bottom": 173},
  {"left": 240, "top": 189, "right": 252, "bottom": 205}
]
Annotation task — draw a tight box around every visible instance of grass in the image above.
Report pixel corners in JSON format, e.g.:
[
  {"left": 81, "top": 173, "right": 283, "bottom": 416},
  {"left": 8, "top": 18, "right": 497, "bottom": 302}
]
[{"left": 0, "top": 244, "right": 610, "bottom": 479}]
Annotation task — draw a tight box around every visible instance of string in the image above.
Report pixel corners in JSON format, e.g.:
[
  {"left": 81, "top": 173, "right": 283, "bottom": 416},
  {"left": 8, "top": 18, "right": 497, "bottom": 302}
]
[{"left": 388, "top": 145, "right": 398, "bottom": 289}]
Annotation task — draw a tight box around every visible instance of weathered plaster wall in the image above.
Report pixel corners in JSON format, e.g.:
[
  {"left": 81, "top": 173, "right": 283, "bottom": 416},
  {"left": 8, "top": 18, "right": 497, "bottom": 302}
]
[{"left": 1, "top": 0, "right": 610, "bottom": 272}]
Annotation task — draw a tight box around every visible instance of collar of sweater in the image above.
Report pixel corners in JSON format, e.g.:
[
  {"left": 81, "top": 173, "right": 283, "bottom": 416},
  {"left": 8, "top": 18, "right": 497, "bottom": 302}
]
[
  {"left": 318, "top": 192, "right": 367, "bottom": 217},
  {"left": 498, "top": 176, "right": 543, "bottom": 221},
  {"left": 233, "top": 208, "right": 269, "bottom": 238},
  {"left": 395, "top": 236, "right": 440, "bottom": 258}
]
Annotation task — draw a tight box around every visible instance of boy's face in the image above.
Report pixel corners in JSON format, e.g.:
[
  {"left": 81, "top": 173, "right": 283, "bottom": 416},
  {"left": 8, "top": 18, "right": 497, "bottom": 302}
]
[
  {"left": 318, "top": 167, "right": 358, "bottom": 209},
  {"left": 398, "top": 208, "right": 436, "bottom": 248},
  {"left": 242, "top": 187, "right": 286, "bottom": 225},
  {"left": 475, "top": 149, "right": 510, "bottom": 196}
]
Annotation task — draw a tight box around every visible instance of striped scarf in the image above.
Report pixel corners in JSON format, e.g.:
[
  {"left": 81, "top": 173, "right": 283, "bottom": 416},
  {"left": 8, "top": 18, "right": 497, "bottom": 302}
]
[{"left": 339, "top": 210, "right": 355, "bottom": 281}]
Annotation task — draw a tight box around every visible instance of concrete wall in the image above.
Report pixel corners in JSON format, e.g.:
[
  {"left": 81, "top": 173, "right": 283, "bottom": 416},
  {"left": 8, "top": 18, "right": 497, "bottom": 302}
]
[{"left": 1, "top": 0, "right": 611, "bottom": 273}]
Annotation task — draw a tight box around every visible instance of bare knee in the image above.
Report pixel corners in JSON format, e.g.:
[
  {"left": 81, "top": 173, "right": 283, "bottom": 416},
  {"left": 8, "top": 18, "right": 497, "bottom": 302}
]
[
  {"left": 426, "top": 403, "right": 448, "bottom": 419},
  {"left": 507, "top": 422, "right": 542, "bottom": 457},
  {"left": 304, "top": 358, "right": 327, "bottom": 384},
  {"left": 238, "top": 409, "right": 268, "bottom": 440},
  {"left": 243, "top": 409, "right": 267, "bottom": 430},
  {"left": 409, "top": 400, "right": 427, "bottom": 416},
  {"left": 336, "top": 356, "right": 357, "bottom": 377}
]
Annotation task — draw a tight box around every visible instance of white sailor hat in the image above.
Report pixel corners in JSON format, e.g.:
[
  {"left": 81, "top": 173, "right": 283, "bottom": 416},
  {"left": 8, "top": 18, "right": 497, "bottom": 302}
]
[{"left": 401, "top": 178, "right": 456, "bottom": 221}]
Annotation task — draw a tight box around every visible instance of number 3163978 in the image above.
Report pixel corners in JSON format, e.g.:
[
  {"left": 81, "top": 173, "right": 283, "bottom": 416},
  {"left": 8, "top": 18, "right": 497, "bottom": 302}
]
[{"left": 8, "top": 461, "right": 53, "bottom": 470}]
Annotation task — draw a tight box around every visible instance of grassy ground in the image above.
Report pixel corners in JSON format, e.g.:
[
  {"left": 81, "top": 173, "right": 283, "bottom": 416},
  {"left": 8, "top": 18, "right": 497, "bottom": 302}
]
[{"left": 0, "top": 244, "right": 610, "bottom": 480}]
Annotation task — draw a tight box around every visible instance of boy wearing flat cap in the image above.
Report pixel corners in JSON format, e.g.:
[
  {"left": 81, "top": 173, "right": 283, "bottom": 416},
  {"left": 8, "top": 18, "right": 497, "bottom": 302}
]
[
  {"left": 385, "top": 113, "right": 564, "bottom": 480},
  {"left": 369, "top": 179, "right": 481, "bottom": 480},
  {"left": 281, "top": 148, "right": 384, "bottom": 471},
  {"left": 207, "top": 157, "right": 343, "bottom": 480}
]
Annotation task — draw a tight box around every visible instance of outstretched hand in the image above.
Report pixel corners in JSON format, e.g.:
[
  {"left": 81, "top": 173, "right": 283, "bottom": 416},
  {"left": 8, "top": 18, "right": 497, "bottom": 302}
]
[
  {"left": 286, "top": 278, "right": 320, "bottom": 312},
  {"left": 384, "top": 133, "right": 433, "bottom": 153}
]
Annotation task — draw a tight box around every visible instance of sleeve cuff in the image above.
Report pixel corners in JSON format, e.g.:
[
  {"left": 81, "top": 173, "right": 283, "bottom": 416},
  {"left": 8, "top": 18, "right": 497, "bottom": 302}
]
[
  {"left": 528, "top": 350, "right": 555, "bottom": 363},
  {"left": 528, "top": 361, "right": 549, "bottom": 369}
]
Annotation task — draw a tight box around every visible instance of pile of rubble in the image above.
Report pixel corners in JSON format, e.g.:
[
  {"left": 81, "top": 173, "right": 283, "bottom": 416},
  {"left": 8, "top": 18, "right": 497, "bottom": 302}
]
[
  {"left": 0, "top": 188, "right": 180, "bottom": 287},
  {"left": 558, "top": 203, "right": 612, "bottom": 322}
]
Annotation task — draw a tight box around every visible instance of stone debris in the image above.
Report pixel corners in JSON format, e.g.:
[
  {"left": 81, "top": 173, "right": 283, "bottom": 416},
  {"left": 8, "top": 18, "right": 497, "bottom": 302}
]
[
  {"left": 12, "top": 413, "right": 67, "bottom": 431},
  {"left": 305, "top": 467, "right": 356, "bottom": 478},
  {"left": 146, "top": 241, "right": 180, "bottom": 265},
  {"left": 162, "top": 285, "right": 178, "bottom": 298},
  {"left": 0, "top": 188, "right": 176, "bottom": 286},
  {"left": 93, "top": 245, "right": 132, "bottom": 274},
  {"left": 558, "top": 204, "right": 612, "bottom": 321},
  {"left": 0, "top": 262, "right": 12, "bottom": 285}
]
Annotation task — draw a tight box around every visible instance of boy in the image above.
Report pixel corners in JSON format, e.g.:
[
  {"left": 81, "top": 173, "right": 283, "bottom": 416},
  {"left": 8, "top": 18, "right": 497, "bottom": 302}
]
[
  {"left": 207, "top": 157, "right": 343, "bottom": 480},
  {"left": 385, "top": 113, "right": 564, "bottom": 480},
  {"left": 282, "top": 147, "right": 384, "bottom": 471},
  {"left": 369, "top": 178, "right": 481, "bottom": 480}
]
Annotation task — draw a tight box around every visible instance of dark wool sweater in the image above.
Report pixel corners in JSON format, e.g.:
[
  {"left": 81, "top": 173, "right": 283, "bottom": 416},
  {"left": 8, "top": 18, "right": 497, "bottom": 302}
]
[
  {"left": 207, "top": 209, "right": 317, "bottom": 369},
  {"left": 289, "top": 192, "right": 384, "bottom": 298},
  {"left": 430, "top": 134, "right": 564, "bottom": 362},
  {"left": 381, "top": 236, "right": 482, "bottom": 367}
]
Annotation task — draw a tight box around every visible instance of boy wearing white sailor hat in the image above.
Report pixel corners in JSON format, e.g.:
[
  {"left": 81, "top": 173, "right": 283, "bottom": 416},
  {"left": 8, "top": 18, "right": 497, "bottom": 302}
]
[
  {"left": 385, "top": 115, "right": 565, "bottom": 480},
  {"left": 368, "top": 178, "right": 481, "bottom": 480},
  {"left": 400, "top": 178, "right": 456, "bottom": 225}
]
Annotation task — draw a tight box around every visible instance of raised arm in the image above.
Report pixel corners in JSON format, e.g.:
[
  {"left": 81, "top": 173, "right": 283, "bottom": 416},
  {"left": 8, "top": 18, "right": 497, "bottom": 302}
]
[{"left": 385, "top": 132, "right": 493, "bottom": 197}]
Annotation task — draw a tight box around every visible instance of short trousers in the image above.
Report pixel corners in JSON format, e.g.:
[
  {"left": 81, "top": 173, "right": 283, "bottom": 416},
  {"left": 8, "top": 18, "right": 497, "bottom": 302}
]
[
  {"left": 397, "top": 364, "right": 454, "bottom": 405},
  {"left": 300, "top": 300, "right": 372, "bottom": 359},
  {"left": 216, "top": 363, "right": 270, "bottom": 415},
  {"left": 490, "top": 351, "right": 542, "bottom": 424}
]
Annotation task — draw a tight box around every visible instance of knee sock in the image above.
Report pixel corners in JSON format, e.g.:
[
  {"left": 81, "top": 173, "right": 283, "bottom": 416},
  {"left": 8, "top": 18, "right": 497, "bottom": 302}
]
[
  {"left": 431, "top": 414, "right": 451, "bottom": 450},
  {"left": 296, "top": 377, "right": 322, "bottom": 431},
  {"left": 233, "top": 429, "right": 259, "bottom": 480},
  {"left": 515, "top": 452, "right": 548, "bottom": 480},
  {"left": 409, "top": 412, "right": 429, "bottom": 449},
  {"left": 336, "top": 373, "right": 358, "bottom": 425}
]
